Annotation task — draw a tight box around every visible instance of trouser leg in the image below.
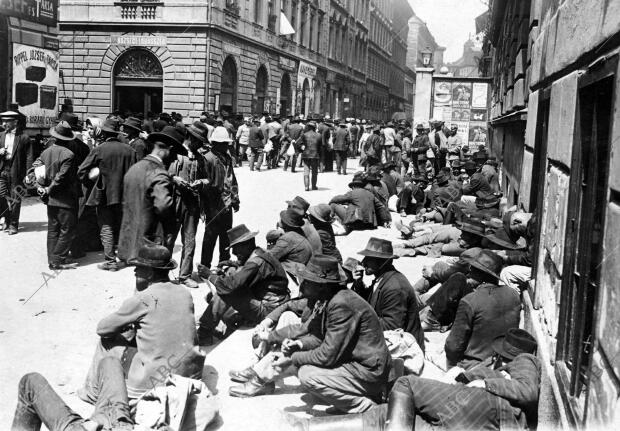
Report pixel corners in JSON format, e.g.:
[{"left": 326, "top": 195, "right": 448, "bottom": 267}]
[
  {"left": 179, "top": 205, "right": 200, "bottom": 280},
  {"left": 98, "top": 205, "right": 117, "bottom": 262},
  {"left": 303, "top": 160, "right": 311, "bottom": 189},
  {"left": 198, "top": 292, "right": 231, "bottom": 333},
  {"left": 51, "top": 207, "right": 77, "bottom": 264},
  {"left": 298, "top": 365, "right": 382, "bottom": 414},
  {"left": 342, "top": 152, "right": 348, "bottom": 173},
  {"left": 218, "top": 208, "right": 233, "bottom": 263},
  {"left": 256, "top": 150, "right": 264, "bottom": 171},
  {"left": 330, "top": 203, "right": 347, "bottom": 222},
  {"left": 249, "top": 149, "right": 256, "bottom": 170},
  {"left": 88, "top": 357, "right": 133, "bottom": 430},
  {"left": 335, "top": 151, "right": 343, "bottom": 173},
  {"left": 238, "top": 145, "right": 247, "bottom": 166},
  {"left": 201, "top": 209, "right": 230, "bottom": 268},
  {"left": 499, "top": 265, "right": 531, "bottom": 293},
  {"left": 311, "top": 160, "right": 318, "bottom": 188},
  {"left": 47, "top": 206, "right": 61, "bottom": 265},
  {"left": 12, "top": 373, "right": 86, "bottom": 431}
]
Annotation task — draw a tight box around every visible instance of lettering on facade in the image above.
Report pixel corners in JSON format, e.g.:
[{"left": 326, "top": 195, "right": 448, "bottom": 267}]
[
  {"left": 110, "top": 36, "right": 167, "bottom": 47},
  {"left": 279, "top": 56, "right": 296, "bottom": 72},
  {"left": 298, "top": 61, "right": 317, "bottom": 78}
]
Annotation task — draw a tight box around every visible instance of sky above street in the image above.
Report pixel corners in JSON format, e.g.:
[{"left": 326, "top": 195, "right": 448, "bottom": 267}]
[{"left": 408, "top": 0, "right": 488, "bottom": 63}]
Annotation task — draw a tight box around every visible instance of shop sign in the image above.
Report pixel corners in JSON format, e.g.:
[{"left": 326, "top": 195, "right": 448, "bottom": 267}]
[
  {"left": 110, "top": 35, "right": 167, "bottom": 47},
  {"left": 43, "top": 36, "right": 59, "bottom": 50},
  {"left": 279, "top": 56, "right": 296, "bottom": 72},
  {"left": 298, "top": 61, "right": 317, "bottom": 78},
  {"left": 0, "top": 0, "right": 57, "bottom": 26},
  {"left": 12, "top": 43, "right": 59, "bottom": 128}
]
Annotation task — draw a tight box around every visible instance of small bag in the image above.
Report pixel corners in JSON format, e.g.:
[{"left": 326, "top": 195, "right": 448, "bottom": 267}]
[
  {"left": 327, "top": 134, "right": 334, "bottom": 150},
  {"left": 426, "top": 147, "right": 435, "bottom": 159},
  {"left": 286, "top": 142, "right": 296, "bottom": 156}
]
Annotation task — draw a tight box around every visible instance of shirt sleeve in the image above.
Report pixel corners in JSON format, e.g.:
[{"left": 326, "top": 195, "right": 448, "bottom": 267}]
[
  {"left": 151, "top": 172, "right": 174, "bottom": 216},
  {"left": 445, "top": 300, "right": 474, "bottom": 366},
  {"left": 49, "top": 151, "right": 75, "bottom": 194},
  {"left": 96, "top": 294, "right": 149, "bottom": 337},
  {"left": 214, "top": 260, "right": 261, "bottom": 296}
]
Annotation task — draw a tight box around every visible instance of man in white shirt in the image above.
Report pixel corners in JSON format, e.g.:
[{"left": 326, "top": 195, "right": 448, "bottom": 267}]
[
  {"left": 382, "top": 122, "right": 397, "bottom": 164},
  {"left": 235, "top": 117, "right": 251, "bottom": 167}
]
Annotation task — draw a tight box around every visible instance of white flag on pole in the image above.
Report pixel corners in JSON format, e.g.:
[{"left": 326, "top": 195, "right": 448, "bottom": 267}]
[{"left": 280, "top": 11, "right": 295, "bottom": 35}]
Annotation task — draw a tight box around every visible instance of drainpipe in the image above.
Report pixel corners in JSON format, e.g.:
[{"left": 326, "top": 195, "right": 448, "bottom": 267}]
[{"left": 204, "top": 0, "right": 212, "bottom": 113}]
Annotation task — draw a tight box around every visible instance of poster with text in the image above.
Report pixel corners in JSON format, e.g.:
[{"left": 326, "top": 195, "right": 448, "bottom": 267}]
[
  {"left": 470, "top": 108, "right": 487, "bottom": 122},
  {"left": 433, "top": 81, "right": 452, "bottom": 106},
  {"left": 471, "top": 82, "right": 489, "bottom": 108},
  {"left": 469, "top": 121, "right": 488, "bottom": 147},
  {"left": 452, "top": 83, "right": 472, "bottom": 108},
  {"left": 12, "top": 43, "right": 60, "bottom": 128},
  {"left": 452, "top": 108, "right": 471, "bottom": 122},
  {"left": 453, "top": 121, "right": 469, "bottom": 143}
]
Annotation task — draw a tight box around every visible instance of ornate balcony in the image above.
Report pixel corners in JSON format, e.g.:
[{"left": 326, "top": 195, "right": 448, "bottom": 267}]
[{"left": 115, "top": 1, "right": 163, "bottom": 20}]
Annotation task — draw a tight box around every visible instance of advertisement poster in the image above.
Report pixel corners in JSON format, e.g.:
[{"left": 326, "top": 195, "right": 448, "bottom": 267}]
[
  {"left": 432, "top": 79, "right": 489, "bottom": 148},
  {"left": 12, "top": 43, "right": 60, "bottom": 128},
  {"left": 0, "top": 0, "right": 58, "bottom": 26},
  {"left": 471, "top": 82, "right": 489, "bottom": 108}
]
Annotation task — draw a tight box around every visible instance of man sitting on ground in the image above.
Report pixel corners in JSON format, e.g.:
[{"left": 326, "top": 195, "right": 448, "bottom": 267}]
[
  {"left": 268, "top": 209, "right": 314, "bottom": 275},
  {"left": 286, "top": 195, "right": 323, "bottom": 254}
]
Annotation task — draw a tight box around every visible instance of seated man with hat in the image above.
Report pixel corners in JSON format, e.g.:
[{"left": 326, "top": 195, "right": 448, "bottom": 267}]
[
  {"left": 80, "top": 242, "right": 205, "bottom": 401},
  {"left": 287, "top": 195, "right": 323, "bottom": 255},
  {"left": 462, "top": 160, "right": 493, "bottom": 200},
  {"left": 442, "top": 193, "right": 501, "bottom": 225},
  {"left": 197, "top": 224, "right": 291, "bottom": 344},
  {"left": 344, "top": 328, "right": 540, "bottom": 431},
  {"left": 424, "top": 169, "right": 462, "bottom": 223},
  {"left": 308, "top": 203, "right": 342, "bottom": 262},
  {"left": 381, "top": 162, "right": 404, "bottom": 197},
  {"left": 396, "top": 173, "right": 428, "bottom": 216},
  {"left": 351, "top": 238, "right": 425, "bottom": 351},
  {"left": 229, "top": 255, "right": 392, "bottom": 417},
  {"left": 445, "top": 250, "right": 521, "bottom": 369},
  {"left": 268, "top": 209, "right": 314, "bottom": 277}
]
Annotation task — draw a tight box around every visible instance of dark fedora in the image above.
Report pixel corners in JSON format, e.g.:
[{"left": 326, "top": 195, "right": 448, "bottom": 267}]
[
  {"left": 451, "top": 160, "right": 463, "bottom": 169},
  {"left": 128, "top": 242, "right": 177, "bottom": 270},
  {"left": 463, "top": 160, "right": 477, "bottom": 171},
  {"left": 148, "top": 126, "right": 188, "bottom": 155},
  {"left": 226, "top": 224, "right": 259, "bottom": 249},
  {"left": 59, "top": 112, "right": 82, "bottom": 131},
  {"left": 460, "top": 219, "right": 488, "bottom": 237},
  {"left": 475, "top": 194, "right": 501, "bottom": 209},
  {"left": 297, "top": 254, "right": 347, "bottom": 284},
  {"left": 100, "top": 118, "right": 121, "bottom": 134},
  {"left": 49, "top": 121, "right": 77, "bottom": 141},
  {"left": 280, "top": 209, "right": 305, "bottom": 229},
  {"left": 469, "top": 249, "right": 503, "bottom": 279},
  {"left": 364, "top": 173, "right": 382, "bottom": 187},
  {"left": 348, "top": 173, "right": 366, "bottom": 188},
  {"left": 485, "top": 226, "right": 521, "bottom": 250},
  {"left": 492, "top": 328, "right": 537, "bottom": 360},
  {"left": 122, "top": 117, "right": 143, "bottom": 132},
  {"left": 435, "top": 170, "right": 450, "bottom": 185},
  {"left": 286, "top": 196, "right": 311, "bottom": 214},
  {"left": 187, "top": 121, "right": 209, "bottom": 142},
  {"left": 308, "top": 203, "right": 333, "bottom": 223},
  {"left": 358, "top": 237, "right": 399, "bottom": 260},
  {"left": 458, "top": 247, "right": 483, "bottom": 265}
]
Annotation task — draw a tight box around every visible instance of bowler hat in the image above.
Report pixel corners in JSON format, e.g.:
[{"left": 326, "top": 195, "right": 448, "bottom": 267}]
[
  {"left": 468, "top": 249, "right": 503, "bottom": 279},
  {"left": 100, "top": 118, "right": 121, "bottom": 134},
  {"left": 49, "top": 121, "right": 77, "bottom": 141},
  {"left": 460, "top": 219, "right": 488, "bottom": 236},
  {"left": 492, "top": 328, "right": 537, "bottom": 360},
  {"left": 122, "top": 117, "right": 143, "bottom": 132},
  {"left": 348, "top": 173, "right": 366, "bottom": 188},
  {"left": 128, "top": 242, "right": 177, "bottom": 270},
  {"left": 286, "top": 196, "right": 311, "bottom": 214},
  {"left": 211, "top": 126, "right": 233, "bottom": 143},
  {"left": 280, "top": 209, "right": 305, "bottom": 229},
  {"left": 297, "top": 254, "right": 347, "bottom": 284},
  {"left": 148, "top": 126, "right": 188, "bottom": 155},
  {"left": 358, "top": 237, "right": 399, "bottom": 260},
  {"left": 485, "top": 226, "right": 521, "bottom": 250},
  {"left": 308, "top": 204, "right": 333, "bottom": 223},
  {"left": 0, "top": 110, "right": 20, "bottom": 119},
  {"left": 226, "top": 224, "right": 259, "bottom": 249}
]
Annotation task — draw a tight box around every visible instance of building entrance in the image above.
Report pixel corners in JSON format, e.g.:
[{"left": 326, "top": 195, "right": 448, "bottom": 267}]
[{"left": 113, "top": 49, "right": 163, "bottom": 116}]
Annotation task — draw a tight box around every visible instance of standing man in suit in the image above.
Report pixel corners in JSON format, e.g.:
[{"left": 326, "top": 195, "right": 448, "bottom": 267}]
[
  {"left": 121, "top": 117, "right": 148, "bottom": 160},
  {"left": 33, "top": 122, "right": 80, "bottom": 269},
  {"left": 299, "top": 121, "right": 322, "bottom": 191},
  {"left": 118, "top": 126, "right": 186, "bottom": 264},
  {"left": 0, "top": 110, "right": 32, "bottom": 235},
  {"left": 78, "top": 118, "right": 137, "bottom": 271},
  {"left": 333, "top": 121, "right": 351, "bottom": 175}
]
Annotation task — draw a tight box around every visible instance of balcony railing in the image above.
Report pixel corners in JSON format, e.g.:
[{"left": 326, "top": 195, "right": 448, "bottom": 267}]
[{"left": 115, "top": 1, "right": 163, "bottom": 20}]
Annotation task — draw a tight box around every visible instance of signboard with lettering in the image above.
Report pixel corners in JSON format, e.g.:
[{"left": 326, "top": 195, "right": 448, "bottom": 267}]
[
  {"left": 279, "top": 56, "right": 296, "bottom": 72},
  {"left": 12, "top": 43, "right": 59, "bottom": 128},
  {"left": 110, "top": 35, "right": 167, "bottom": 47},
  {"left": 431, "top": 79, "right": 489, "bottom": 148},
  {"left": 0, "top": 0, "right": 58, "bottom": 26}
]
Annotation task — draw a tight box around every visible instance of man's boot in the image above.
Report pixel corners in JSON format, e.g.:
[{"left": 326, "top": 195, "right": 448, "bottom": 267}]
[
  {"left": 229, "top": 366, "right": 258, "bottom": 383},
  {"left": 287, "top": 404, "right": 388, "bottom": 431},
  {"left": 229, "top": 375, "right": 275, "bottom": 398},
  {"left": 384, "top": 389, "right": 415, "bottom": 431}
]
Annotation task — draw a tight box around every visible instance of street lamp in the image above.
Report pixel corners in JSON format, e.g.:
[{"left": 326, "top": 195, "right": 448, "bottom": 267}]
[{"left": 421, "top": 47, "right": 433, "bottom": 67}]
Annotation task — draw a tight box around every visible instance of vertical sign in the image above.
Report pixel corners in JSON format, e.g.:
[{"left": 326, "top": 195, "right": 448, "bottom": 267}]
[{"left": 12, "top": 43, "right": 60, "bottom": 128}]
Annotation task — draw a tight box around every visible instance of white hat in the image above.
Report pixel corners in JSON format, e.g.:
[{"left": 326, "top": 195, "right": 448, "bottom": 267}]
[{"left": 210, "top": 126, "right": 232, "bottom": 143}]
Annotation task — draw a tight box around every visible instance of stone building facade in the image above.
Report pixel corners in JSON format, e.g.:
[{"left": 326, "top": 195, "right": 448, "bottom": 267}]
[
  {"left": 483, "top": 0, "right": 620, "bottom": 428},
  {"left": 406, "top": 13, "right": 445, "bottom": 71},
  {"left": 58, "top": 0, "right": 415, "bottom": 122}
]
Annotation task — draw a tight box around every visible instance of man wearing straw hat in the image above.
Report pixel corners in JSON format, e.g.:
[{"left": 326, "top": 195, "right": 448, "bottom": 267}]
[
  {"left": 33, "top": 121, "right": 81, "bottom": 269},
  {"left": 197, "top": 224, "right": 290, "bottom": 344}
]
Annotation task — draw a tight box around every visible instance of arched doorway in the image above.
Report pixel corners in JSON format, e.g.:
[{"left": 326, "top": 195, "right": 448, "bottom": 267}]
[
  {"left": 301, "top": 78, "right": 310, "bottom": 117},
  {"left": 279, "top": 73, "right": 291, "bottom": 117},
  {"left": 220, "top": 56, "right": 237, "bottom": 115},
  {"left": 113, "top": 49, "right": 163, "bottom": 117},
  {"left": 254, "top": 65, "right": 268, "bottom": 114}
]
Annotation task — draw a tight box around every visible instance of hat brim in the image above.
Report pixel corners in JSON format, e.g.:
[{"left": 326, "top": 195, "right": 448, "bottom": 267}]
[
  {"left": 469, "top": 260, "right": 500, "bottom": 279},
  {"left": 122, "top": 123, "right": 142, "bottom": 132},
  {"left": 308, "top": 208, "right": 332, "bottom": 224},
  {"left": 187, "top": 127, "right": 207, "bottom": 142},
  {"left": 127, "top": 258, "right": 178, "bottom": 270},
  {"left": 226, "top": 231, "right": 259, "bottom": 249},
  {"left": 348, "top": 180, "right": 365, "bottom": 188},
  {"left": 148, "top": 133, "right": 188, "bottom": 155},
  {"left": 297, "top": 267, "right": 348, "bottom": 284},
  {"left": 49, "top": 128, "right": 77, "bottom": 141},
  {"left": 358, "top": 250, "right": 399, "bottom": 260},
  {"left": 492, "top": 336, "right": 516, "bottom": 360},
  {"left": 100, "top": 126, "right": 119, "bottom": 134},
  {"left": 485, "top": 233, "right": 521, "bottom": 250}
]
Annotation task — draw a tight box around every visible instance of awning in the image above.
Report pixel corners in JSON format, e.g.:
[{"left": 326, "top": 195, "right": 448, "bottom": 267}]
[{"left": 489, "top": 108, "right": 528, "bottom": 125}]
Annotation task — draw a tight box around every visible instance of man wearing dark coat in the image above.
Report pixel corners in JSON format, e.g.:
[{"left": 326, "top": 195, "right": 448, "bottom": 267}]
[
  {"left": 300, "top": 121, "right": 323, "bottom": 191},
  {"left": 269, "top": 209, "right": 313, "bottom": 275},
  {"left": 333, "top": 122, "right": 350, "bottom": 175},
  {"left": 78, "top": 118, "right": 137, "bottom": 271},
  {"left": 33, "top": 122, "right": 81, "bottom": 269},
  {"left": 0, "top": 111, "right": 32, "bottom": 235},
  {"left": 329, "top": 173, "right": 388, "bottom": 232},
  {"left": 362, "top": 126, "right": 382, "bottom": 170},
  {"left": 121, "top": 117, "right": 148, "bottom": 160},
  {"left": 118, "top": 126, "right": 186, "bottom": 263},
  {"left": 352, "top": 238, "right": 425, "bottom": 351}
]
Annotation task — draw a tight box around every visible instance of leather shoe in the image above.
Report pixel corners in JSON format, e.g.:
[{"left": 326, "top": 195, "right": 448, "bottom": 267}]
[
  {"left": 7, "top": 226, "right": 17, "bottom": 235},
  {"left": 49, "top": 262, "right": 78, "bottom": 270},
  {"left": 228, "top": 366, "right": 257, "bottom": 383},
  {"left": 229, "top": 376, "right": 275, "bottom": 398}
]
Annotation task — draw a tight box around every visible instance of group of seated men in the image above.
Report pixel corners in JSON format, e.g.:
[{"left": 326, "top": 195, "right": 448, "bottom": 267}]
[{"left": 12, "top": 183, "right": 541, "bottom": 431}]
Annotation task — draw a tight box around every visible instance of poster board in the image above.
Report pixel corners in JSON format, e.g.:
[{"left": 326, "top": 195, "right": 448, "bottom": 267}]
[
  {"left": 431, "top": 79, "right": 489, "bottom": 149},
  {"left": 12, "top": 43, "right": 60, "bottom": 128}
]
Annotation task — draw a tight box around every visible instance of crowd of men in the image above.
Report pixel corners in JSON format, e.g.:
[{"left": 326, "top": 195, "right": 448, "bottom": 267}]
[{"left": 3, "top": 107, "right": 540, "bottom": 431}]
